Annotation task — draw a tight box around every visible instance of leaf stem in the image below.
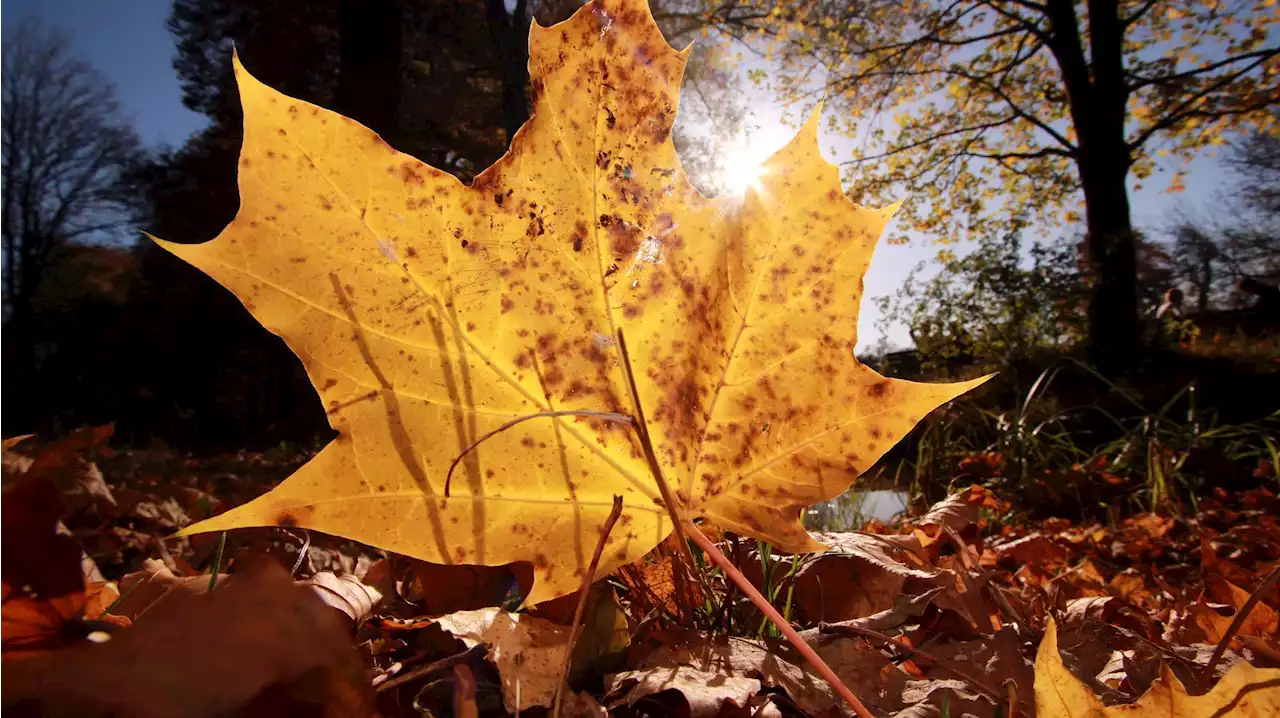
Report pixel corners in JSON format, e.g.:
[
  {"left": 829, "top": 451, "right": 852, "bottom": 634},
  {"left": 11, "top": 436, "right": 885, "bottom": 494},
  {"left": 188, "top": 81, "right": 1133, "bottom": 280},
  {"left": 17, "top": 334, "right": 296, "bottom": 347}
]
[
  {"left": 684, "top": 523, "right": 875, "bottom": 718},
  {"left": 552, "top": 495, "right": 624, "bottom": 718},
  {"left": 614, "top": 328, "right": 714, "bottom": 606}
]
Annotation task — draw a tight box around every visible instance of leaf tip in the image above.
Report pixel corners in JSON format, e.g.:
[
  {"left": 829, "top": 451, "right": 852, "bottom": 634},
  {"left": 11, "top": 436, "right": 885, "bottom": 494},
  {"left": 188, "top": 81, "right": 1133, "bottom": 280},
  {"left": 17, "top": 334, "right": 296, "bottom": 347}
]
[{"left": 799, "top": 101, "right": 825, "bottom": 145}]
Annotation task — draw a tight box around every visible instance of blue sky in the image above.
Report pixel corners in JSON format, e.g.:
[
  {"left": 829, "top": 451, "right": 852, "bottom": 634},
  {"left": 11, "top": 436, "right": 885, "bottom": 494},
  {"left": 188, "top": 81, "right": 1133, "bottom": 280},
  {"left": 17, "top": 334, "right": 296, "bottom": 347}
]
[
  {"left": 2, "top": 0, "right": 1237, "bottom": 350},
  {"left": 3, "top": 0, "right": 206, "bottom": 148}
]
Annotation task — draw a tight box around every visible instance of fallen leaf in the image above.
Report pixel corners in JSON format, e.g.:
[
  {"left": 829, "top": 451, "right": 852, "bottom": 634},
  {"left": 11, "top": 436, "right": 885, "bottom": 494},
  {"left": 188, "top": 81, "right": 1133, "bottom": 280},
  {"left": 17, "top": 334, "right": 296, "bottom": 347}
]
[
  {"left": 0, "top": 477, "right": 110, "bottom": 659},
  {"left": 1035, "top": 617, "right": 1280, "bottom": 717},
  {"left": 1202, "top": 574, "right": 1280, "bottom": 639},
  {"left": 302, "top": 571, "right": 383, "bottom": 625},
  {"left": 807, "top": 586, "right": 945, "bottom": 635},
  {"left": 111, "top": 559, "right": 217, "bottom": 621},
  {"left": 1, "top": 563, "right": 375, "bottom": 718},
  {"left": 160, "top": 0, "right": 986, "bottom": 604},
  {"left": 1, "top": 426, "right": 116, "bottom": 516},
  {"left": 402, "top": 559, "right": 529, "bottom": 614},
  {"left": 897, "top": 679, "right": 999, "bottom": 718},
  {"left": 993, "top": 533, "right": 1068, "bottom": 571},
  {"left": 787, "top": 552, "right": 908, "bottom": 623},
  {"left": 114, "top": 560, "right": 383, "bottom": 627},
  {"left": 434, "top": 607, "right": 569, "bottom": 711},
  {"left": 605, "top": 665, "right": 770, "bottom": 718},
  {"left": 917, "top": 484, "right": 1002, "bottom": 538},
  {"left": 636, "top": 631, "right": 903, "bottom": 716},
  {"left": 810, "top": 531, "right": 942, "bottom": 579}
]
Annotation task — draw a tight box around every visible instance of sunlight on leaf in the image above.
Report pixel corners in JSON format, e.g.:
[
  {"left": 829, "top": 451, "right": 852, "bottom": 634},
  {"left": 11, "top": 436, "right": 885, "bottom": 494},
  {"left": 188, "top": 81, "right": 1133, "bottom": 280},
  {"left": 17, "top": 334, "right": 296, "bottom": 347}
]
[{"left": 157, "top": 0, "right": 987, "bottom": 605}]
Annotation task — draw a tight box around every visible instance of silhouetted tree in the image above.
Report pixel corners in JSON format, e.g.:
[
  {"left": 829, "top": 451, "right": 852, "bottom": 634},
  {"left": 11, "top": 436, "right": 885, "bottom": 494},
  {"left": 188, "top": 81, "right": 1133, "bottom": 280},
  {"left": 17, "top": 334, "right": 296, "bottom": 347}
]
[
  {"left": 1165, "top": 123, "right": 1280, "bottom": 310},
  {"left": 2, "top": 18, "right": 144, "bottom": 322},
  {"left": 2, "top": 17, "right": 146, "bottom": 431}
]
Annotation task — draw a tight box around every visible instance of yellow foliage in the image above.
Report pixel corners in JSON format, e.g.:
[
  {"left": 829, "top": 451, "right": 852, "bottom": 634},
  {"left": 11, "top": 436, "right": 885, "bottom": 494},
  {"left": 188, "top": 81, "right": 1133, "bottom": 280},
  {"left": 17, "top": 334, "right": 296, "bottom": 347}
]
[
  {"left": 157, "top": 0, "right": 984, "bottom": 604},
  {"left": 1035, "top": 619, "right": 1280, "bottom": 717}
]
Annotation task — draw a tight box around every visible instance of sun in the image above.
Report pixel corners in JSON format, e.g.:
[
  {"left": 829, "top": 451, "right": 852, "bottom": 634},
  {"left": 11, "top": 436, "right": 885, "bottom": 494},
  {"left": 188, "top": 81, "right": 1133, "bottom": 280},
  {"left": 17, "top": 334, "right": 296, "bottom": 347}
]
[
  {"left": 720, "top": 144, "right": 770, "bottom": 195},
  {"left": 717, "top": 124, "right": 794, "bottom": 197}
]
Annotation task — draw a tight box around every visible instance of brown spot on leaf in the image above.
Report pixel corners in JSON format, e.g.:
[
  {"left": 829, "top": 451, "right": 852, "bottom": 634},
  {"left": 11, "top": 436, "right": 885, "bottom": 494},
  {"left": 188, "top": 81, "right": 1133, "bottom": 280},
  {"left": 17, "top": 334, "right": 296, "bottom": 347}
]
[{"left": 398, "top": 163, "right": 426, "bottom": 186}]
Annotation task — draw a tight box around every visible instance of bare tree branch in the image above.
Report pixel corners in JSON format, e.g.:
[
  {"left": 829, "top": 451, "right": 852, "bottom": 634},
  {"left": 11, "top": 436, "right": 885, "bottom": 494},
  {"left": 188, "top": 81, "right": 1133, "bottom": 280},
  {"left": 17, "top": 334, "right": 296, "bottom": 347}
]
[{"left": 1, "top": 17, "right": 145, "bottom": 320}]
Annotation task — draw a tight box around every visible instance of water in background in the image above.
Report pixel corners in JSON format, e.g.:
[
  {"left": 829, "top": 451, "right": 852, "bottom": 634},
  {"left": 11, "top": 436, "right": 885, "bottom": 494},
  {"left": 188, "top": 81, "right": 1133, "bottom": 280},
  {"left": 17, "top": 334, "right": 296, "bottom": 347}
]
[{"left": 804, "top": 489, "right": 908, "bottom": 532}]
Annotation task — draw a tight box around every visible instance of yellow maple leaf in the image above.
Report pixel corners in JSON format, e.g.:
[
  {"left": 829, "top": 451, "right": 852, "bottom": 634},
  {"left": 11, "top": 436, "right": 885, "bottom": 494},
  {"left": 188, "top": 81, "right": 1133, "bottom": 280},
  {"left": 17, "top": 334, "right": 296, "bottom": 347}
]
[
  {"left": 157, "top": 0, "right": 986, "bottom": 604},
  {"left": 1035, "top": 618, "right": 1280, "bottom": 717}
]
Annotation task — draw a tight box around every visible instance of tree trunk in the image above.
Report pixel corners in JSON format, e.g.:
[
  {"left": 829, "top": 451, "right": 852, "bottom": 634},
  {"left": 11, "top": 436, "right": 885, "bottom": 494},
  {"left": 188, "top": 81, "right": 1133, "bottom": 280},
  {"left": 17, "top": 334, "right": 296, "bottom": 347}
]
[
  {"left": 1078, "top": 158, "right": 1140, "bottom": 372},
  {"left": 336, "top": 0, "right": 402, "bottom": 144},
  {"left": 1046, "top": 0, "right": 1140, "bottom": 374},
  {"left": 487, "top": 0, "right": 532, "bottom": 143}
]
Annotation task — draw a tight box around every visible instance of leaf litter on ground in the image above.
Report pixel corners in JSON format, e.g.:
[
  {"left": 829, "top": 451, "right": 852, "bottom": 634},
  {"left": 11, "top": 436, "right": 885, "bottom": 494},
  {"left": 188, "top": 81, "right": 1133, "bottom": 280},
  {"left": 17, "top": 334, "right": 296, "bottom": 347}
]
[
  {"left": 4, "top": 0, "right": 1280, "bottom": 715},
  {"left": 5, "top": 422, "right": 1280, "bottom": 717}
]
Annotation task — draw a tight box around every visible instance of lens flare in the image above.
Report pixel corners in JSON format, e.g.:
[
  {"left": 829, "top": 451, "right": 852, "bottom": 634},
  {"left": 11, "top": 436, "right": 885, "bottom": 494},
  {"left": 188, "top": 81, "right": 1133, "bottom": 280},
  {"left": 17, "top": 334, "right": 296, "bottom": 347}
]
[{"left": 717, "top": 125, "right": 793, "bottom": 197}]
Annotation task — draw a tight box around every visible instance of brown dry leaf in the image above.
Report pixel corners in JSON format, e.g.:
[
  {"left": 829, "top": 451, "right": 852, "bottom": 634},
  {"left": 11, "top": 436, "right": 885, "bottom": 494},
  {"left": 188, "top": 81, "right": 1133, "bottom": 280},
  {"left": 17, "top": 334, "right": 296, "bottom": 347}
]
[
  {"left": 1110, "top": 569, "right": 1151, "bottom": 604},
  {"left": 807, "top": 586, "right": 946, "bottom": 635},
  {"left": 0, "top": 476, "right": 114, "bottom": 658},
  {"left": 1, "top": 435, "right": 35, "bottom": 454},
  {"left": 1203, "top": 574, "right": 1280, "bottom": 638},
  {"left": 810, "top": 531, "right": 942, "bottom": 579},
  {"left": 1, "top": 563, "right": 375, "bottom": 718},
  {"left": 1188, "top": 598, "right": 1237, "bottom": 644},
  {"left": 403, "top": 560, "right": 529, "bottom": 614},
  {"left": 788, "top": 553, "right": 908, "bottom": 623},
  {"left": 1035, "top": 618, "right": 1280, "bottom": 717},
  {"left": 637, "top": 632, "right": 903, "bottom": 716},
  {"left": 302, "top": 572, "right": 383, "bottom": 625},
  {"left": 605, "top": 665, "right": 773, "bottom": 718},
  {"left": 114, "top": 559, "right": 384, "bottom": 627},
  {"left": 615, "top": 534, "right": 706, "bottom": 624},
  {"left": 1, "top": 426, "right": 116, "bottom": 515},
  {"left": 434, "top": 607, "right": 569, "bottom": 712},
  {"left": 917, "top": 485, "right": 1003, "bottom": 538},
  {"left": 112, "top": 559, "right": 218, "bottom": 620},
  {"left": 993, "top": 533, "right": 1069, "bottom": 571},
  {"left": 897, "top": 679, "right": 999, "bottom": 718}
]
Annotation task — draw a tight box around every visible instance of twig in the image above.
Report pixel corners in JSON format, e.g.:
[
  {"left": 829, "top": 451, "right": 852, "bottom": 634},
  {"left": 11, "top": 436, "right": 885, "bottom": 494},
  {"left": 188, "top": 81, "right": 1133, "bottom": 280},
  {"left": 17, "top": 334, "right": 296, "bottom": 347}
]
[
  {"left": 614, "top": 329, "right": 716, "bottom": 606},
  {"left": 375, "top": 645, "right": 484, "bottom": 694},
  {"left": 286, "top": 529, "right": 312, "bottom": 576},
  {"left": 613, "top": 331, "right": 693, "bottom": 556},
  {"left": 551, "top": 495, "right": 624, "bottom": 718},
  {"left": 986, "top": 583, "right": 1034, "bottom": 636},
  {"left": 686, "top": 523, "right": 875, "bottom": 718},
  {"left": 1205, "top": 564, "right": 1280, "bottom": 677},
  {"left": 444, "top": 410, "right": 634, "bottom": 496},
  {"left": 819, "top": 622, "right": 1025, "bottom": 712}
]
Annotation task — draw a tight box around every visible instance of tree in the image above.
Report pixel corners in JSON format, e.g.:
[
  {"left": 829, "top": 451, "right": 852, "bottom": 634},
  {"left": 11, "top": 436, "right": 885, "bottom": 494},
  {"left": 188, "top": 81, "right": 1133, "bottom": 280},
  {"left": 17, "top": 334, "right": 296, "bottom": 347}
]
[
  {"left": 874, "top": 230, "right": 1087, "bottom": 373},
  {"left": 1164, "top": 122, "right": 1280, "bottom": 309},
  {"left": 696, "top": 0, "right": 1279, "bottom": 371},
  {"left": 2, "top": 17, "right": 145, "bottom": 427}
]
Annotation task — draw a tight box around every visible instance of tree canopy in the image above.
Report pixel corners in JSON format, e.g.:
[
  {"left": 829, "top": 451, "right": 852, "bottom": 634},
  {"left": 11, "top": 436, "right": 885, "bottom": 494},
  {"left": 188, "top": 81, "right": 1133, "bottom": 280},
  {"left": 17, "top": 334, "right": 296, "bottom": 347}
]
[{"left": 697, "top": 0, "right": 1279, "bottom": 369}]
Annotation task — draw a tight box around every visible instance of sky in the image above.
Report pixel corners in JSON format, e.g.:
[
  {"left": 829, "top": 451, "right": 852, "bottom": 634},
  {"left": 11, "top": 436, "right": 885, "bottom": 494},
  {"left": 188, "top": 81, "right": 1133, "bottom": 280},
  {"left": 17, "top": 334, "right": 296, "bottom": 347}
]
[{"left": 1, "top": 0, "right": 1241, "bottom": 351}]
